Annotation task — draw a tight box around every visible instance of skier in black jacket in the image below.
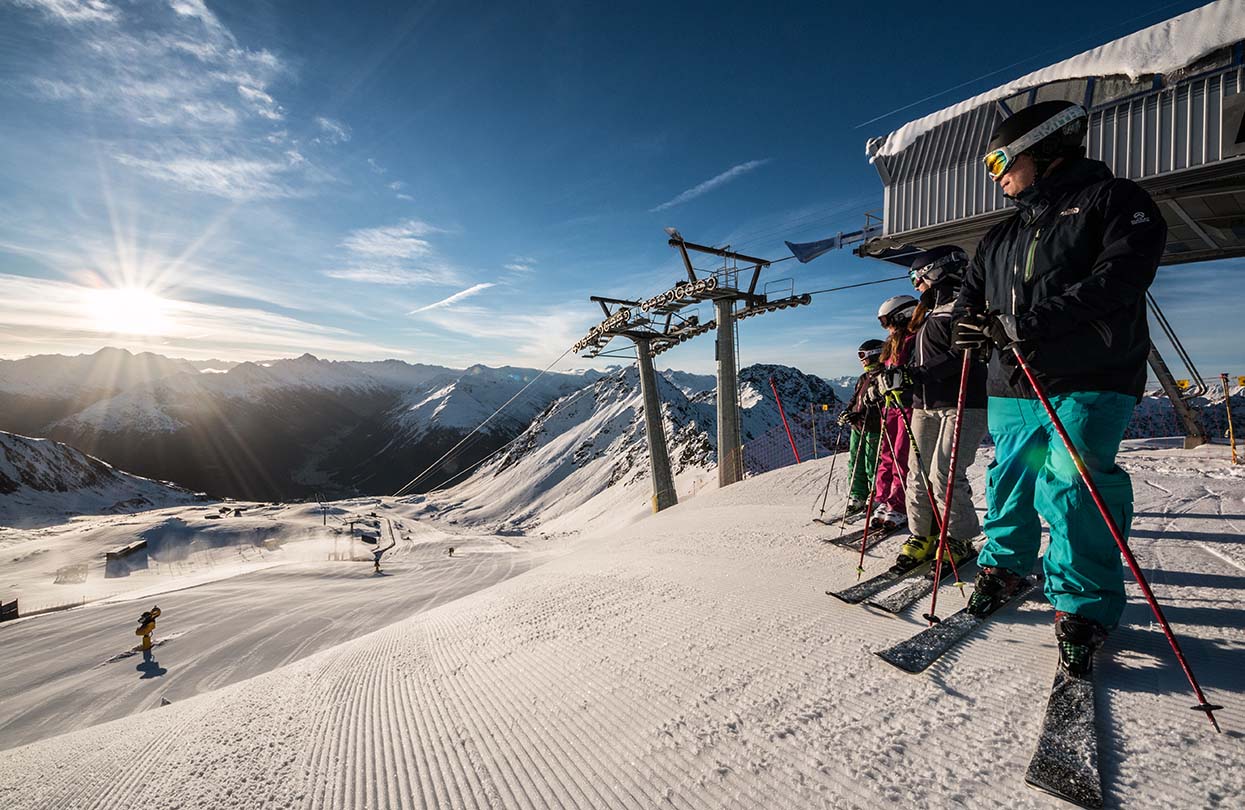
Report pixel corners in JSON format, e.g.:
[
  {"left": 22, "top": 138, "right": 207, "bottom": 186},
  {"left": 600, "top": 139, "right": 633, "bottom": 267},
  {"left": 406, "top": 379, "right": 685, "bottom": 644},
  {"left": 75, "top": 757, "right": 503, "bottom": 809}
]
[
  {"left": 952, "top": 100, "right": 1166, "bottom": 676},
  {"left": 877, "top": 246, "right": 988, "bottom": 571}
]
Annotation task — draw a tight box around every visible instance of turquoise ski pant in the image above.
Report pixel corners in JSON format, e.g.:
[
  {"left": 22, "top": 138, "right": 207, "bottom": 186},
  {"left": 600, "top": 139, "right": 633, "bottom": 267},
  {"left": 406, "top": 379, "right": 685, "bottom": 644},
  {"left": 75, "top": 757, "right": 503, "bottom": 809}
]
[
  {"left": 978, "top": 392, "right": 1136, "bottom": 629},
  {"left": 848, "top": 427, "right": 880, "bottom": 502}
]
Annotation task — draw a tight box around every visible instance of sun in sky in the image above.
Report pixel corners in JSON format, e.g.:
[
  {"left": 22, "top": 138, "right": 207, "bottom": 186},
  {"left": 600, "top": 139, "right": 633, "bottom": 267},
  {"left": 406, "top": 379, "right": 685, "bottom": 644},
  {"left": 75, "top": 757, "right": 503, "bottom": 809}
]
[{"left": 87, "top": 287, "right": 174, "bottom": 336}]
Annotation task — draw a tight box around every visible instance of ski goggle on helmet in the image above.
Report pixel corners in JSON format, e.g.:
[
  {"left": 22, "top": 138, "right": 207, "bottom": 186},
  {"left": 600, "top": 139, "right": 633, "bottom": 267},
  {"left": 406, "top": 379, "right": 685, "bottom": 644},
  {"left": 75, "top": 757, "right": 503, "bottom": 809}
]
[
  {"left": 877, "top": 295, "right": 918, "bottom": 328},
  {"left": 858, "top": 339, "right": 884, "bottom": 362},
  {"left": 908, "top": 246, "right": 968, "bottom": 286},
  {"left": 982, "top": 104, "right": 1087, "bottom": 180}
]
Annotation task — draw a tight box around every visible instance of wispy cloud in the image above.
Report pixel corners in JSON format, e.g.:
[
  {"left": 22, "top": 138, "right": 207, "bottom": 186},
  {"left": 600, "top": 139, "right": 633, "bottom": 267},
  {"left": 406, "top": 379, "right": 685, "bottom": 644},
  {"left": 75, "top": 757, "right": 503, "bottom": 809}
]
[
  {"left": 314, "top": 116, "right": 351, "bottom": 143},
  {"left": 11, "top": 0, "right": 118, "bottom": 25},
  {"left": 12, "top": 0, "right": 309, "bottom": 200},
  {"left": 367, "top": 158, "right": 386, "bottom": 174},
  {"left": 114, "top": 146, "right": 305, "bottom": 200},
  {"left": 503, "top": 256, "right": 537, "bottom": 273},
  {"left": 409, "top": 282, "right": 495, "bottom": 314},
  {"left": 650, "top": 158, "right": 772, "bottom": 212},
  {"left": 328, "top": 219, "right": 461, "bottom": 286},
  {"left": 239, "top": 85, "right": 284, "bottom": 120}
]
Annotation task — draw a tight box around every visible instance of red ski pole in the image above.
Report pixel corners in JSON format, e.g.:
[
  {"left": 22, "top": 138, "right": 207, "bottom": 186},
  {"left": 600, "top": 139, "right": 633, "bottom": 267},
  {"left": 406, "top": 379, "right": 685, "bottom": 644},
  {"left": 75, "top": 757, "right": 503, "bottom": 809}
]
[
  {"left": 1221, "top": 373, "right": 1238, "bottom": 465},
  {"left": 924, "top": 351, "right": 973, "bottom": 624},
  {"left": 1011, "top": 344, "right": 1223, "bottom": 732},
  {"left": 855, "top": 399, "right": 890, "bottom": 577},
  {"left": 770, "top": 376, "right": 802, "bottom": 464},
  {"left": 885, "top": 391, "right": 960, "bottom": 588}
]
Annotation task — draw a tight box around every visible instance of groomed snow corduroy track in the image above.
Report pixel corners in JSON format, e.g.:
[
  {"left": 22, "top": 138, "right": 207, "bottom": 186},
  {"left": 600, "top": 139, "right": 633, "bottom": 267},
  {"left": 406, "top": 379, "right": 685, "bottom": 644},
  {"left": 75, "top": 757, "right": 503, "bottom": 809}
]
[{"left": 0, "top": 441, "right": 1242, "bottom": 809}]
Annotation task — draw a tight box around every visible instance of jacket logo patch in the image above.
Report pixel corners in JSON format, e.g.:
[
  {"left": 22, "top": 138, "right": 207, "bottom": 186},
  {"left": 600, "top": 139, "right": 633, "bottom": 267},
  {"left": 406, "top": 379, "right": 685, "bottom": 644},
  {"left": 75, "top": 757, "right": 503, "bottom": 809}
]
[
  {"left": 1131, "top": 211, "right": 1151, "bottom": 225},
  {"left": 1059, "top": 207, "right": 1080, "bottom": 216}
]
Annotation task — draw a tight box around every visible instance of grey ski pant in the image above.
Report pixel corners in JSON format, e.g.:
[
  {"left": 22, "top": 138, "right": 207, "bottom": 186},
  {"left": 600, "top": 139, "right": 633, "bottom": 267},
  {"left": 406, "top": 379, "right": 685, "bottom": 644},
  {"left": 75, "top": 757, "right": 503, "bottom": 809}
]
[{"left": 905, "top": 407, "right": 988, "bottom": 539}]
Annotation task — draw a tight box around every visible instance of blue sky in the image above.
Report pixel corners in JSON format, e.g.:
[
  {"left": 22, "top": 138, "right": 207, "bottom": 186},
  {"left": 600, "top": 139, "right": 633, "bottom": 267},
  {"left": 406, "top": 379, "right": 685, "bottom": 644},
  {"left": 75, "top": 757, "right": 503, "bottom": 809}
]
[{"left": 0, "top": 0, "right": 1236, "bottom": 378}]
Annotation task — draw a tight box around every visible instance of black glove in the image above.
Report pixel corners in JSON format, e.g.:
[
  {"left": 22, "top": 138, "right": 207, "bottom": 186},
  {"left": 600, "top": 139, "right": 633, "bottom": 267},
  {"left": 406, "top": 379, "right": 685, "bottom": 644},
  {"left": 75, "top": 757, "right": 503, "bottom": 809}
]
[
  {"left": 835, "top": 410, "right": 851, "bottom": 427},
  {"left": 875, "top": 367, "right": 911, "bottom": 397}
]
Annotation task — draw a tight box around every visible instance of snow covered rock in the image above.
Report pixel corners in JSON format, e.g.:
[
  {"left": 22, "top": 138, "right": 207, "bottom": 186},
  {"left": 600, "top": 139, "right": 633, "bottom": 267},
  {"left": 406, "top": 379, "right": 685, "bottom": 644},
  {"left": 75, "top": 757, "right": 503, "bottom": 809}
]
[{"left": 0, "top": 431, "right": 196, "bottom": 528}]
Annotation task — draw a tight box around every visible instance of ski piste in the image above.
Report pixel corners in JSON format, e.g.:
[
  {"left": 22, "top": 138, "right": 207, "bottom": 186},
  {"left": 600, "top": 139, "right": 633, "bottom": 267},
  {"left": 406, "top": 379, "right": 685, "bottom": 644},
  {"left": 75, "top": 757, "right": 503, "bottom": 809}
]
[
  {"left": 875, "top": 577, "right": 1040, "bottom": 673},
  {"left": 1024, "top": 667, "right": 1102, "bottom": 809},
  {"left": 826, "top": 554, "right": 934, "bottom": 604},
  {"left": 865, "top": 561, "right": 977, "bottom": 615}
]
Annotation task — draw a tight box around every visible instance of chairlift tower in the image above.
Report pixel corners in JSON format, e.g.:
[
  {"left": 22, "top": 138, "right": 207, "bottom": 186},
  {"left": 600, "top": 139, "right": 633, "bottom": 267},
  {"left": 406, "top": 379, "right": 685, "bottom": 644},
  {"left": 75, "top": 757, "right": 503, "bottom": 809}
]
[
  {"left": 573, "top": 297, "right": 714, "bottom": 512},
  {"left": 662, "top": 229, "right": 811, "bottom": 488},
  {"left": 576, "top": 231, "right": 813, "bottom": 497}
]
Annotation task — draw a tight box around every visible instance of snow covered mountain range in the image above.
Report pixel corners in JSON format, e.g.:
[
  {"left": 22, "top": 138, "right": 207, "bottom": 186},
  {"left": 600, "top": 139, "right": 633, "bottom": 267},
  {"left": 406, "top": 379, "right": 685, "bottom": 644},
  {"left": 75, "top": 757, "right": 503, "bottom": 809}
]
[
  {"left": 2, "top": 346, "right": 1236, "bottom": 510},
  {"left": 0, "top": 348, "right": 595, "bottom": 501}
]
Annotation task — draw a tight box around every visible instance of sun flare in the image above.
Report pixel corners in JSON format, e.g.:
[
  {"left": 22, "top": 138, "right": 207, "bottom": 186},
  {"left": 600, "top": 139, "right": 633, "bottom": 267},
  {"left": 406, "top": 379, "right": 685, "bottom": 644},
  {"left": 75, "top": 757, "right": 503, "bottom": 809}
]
[{"left": 88, "top": 287, "right": 173, "bottom": 336}]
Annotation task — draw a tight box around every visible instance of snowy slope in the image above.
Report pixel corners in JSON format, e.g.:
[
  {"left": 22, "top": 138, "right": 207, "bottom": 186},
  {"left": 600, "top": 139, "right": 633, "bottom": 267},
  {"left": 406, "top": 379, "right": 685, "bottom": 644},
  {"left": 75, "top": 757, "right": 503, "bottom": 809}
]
[
  {"left": 424, "top": 363, "right": 841, "bottom": 538},
  {"left": 0, "top": 440, "right": 1240, "bottom": 808},
  {"left": 0, "top": 432, "right": 196, "bottom": 529},
  {"left": 425, "top": 365, "right": 715, "bottom": 536}
]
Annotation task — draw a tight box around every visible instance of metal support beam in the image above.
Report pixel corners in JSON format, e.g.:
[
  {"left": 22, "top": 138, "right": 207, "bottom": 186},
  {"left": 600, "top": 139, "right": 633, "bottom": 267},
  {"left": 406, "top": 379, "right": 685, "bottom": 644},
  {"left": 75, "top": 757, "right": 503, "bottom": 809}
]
[
  {"left": 674, "top": 241, "right": 698, "bottom": 282},
  {"left": 670, "top": 239, "right": 771, "bottom": 268},
  {"left": 1148, "top": 342, "right": 1209, "bottom": 448},
  {"left": 633, "top": 338, "right": 678, "bottom": 512},
  {"left": 715, "top": 298, "right": 743, "bottom": 487},
  {"left": 1161, "top": 199, "right": 1219, "bottom": 251}
]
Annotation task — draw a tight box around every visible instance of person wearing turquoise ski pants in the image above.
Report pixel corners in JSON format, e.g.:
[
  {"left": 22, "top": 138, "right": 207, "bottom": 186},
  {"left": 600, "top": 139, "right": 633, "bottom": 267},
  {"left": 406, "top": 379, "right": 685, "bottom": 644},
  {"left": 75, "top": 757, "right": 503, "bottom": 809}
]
[{"left": 978, "top": 392, "right": 1136, "bottom": 629}]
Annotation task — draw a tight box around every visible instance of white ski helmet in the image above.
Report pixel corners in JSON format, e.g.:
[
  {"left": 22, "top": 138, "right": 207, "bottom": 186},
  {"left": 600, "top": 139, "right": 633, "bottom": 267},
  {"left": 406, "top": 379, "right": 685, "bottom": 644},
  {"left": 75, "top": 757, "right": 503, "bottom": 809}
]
[{"left": 877, "top": 294, "right": 918, "bottom": 327}]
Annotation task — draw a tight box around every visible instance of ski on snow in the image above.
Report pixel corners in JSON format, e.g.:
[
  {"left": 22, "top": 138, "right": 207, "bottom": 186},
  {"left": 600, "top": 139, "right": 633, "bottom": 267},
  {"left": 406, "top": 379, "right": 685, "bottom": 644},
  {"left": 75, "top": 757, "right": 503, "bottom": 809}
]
[
  {"left": 826, "top": 554, "right": 934, "bottom": 604},
  {"left": 874, "top": 577, "right": 1040, "bottom": 673},
  {"left": 1024, "top": 668, "right": 1102, "bottom": 809},
  {"left": 864, "top": 561, "right": 977, "bottom": 615},
  {"left": 823, "top": 521, "right": 905, "bottom": 553}
]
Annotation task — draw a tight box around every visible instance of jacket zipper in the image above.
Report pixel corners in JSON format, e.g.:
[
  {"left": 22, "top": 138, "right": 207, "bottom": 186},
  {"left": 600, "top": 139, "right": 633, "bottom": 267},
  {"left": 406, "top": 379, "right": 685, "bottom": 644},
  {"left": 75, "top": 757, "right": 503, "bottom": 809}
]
[{"left": 1023, "top": 228, "right": 1042, "bottom": 283}]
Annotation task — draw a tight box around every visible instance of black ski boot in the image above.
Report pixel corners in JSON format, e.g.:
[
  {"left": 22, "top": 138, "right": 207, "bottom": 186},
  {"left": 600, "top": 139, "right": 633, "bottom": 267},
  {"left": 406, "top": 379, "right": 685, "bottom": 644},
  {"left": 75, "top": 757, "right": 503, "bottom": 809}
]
[
  {"left": 946, "top": 536, "right": 976, "bottom": 565},
  {"left": 966, "top": 566, "right": 1026, "bottom": 616},
  {"left": 1054, "top": 611, "right": 1107, "bottom": 678}
]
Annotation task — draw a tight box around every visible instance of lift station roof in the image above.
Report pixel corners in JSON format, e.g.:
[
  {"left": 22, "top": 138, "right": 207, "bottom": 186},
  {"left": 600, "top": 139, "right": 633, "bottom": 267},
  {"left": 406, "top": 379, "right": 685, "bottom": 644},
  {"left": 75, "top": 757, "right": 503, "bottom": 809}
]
[{"left": 861, "top": 0, "right": 1245, "bottom": 265}]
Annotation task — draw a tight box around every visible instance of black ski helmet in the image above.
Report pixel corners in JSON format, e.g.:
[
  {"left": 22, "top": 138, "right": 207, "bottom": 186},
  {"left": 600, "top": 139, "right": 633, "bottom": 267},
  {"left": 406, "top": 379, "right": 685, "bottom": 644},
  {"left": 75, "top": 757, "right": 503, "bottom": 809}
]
[
  {"left": 858, "top": 339, "right": 884, "bottom": 361},
  {"left": 908, "top": 245, "right": 968, "bottom": 287},
  {"left": 985, "top": 100, "right": 1087, "bottom": 178}
]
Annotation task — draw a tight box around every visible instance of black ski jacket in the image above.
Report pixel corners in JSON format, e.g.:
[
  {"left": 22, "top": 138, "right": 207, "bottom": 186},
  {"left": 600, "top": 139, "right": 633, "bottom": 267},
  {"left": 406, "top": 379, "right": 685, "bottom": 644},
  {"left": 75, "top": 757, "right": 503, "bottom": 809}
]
[
  {"left": 845, "top": 367, "right": 882, "bottom": 432},
  {"left": 953, "top": 157, "right": 1165, "bottom": 400},
  {"left": 909, "top": 284, "right": 987, "bottom": 410}
]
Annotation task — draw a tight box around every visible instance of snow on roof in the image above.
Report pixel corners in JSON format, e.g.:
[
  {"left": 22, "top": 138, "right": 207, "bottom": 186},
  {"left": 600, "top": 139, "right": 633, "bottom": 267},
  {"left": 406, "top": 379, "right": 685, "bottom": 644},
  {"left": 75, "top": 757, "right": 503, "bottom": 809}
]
[{"left": 868, "top": 0, "right": 1245, "bottom": 161}]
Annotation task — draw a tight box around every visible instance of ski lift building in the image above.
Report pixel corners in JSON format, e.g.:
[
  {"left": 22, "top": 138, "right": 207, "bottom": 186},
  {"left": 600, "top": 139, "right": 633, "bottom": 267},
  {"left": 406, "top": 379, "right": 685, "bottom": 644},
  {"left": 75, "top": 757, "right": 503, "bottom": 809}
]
[{"left": 861, "top": 1, "right": 1245, "bottom": 264}]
